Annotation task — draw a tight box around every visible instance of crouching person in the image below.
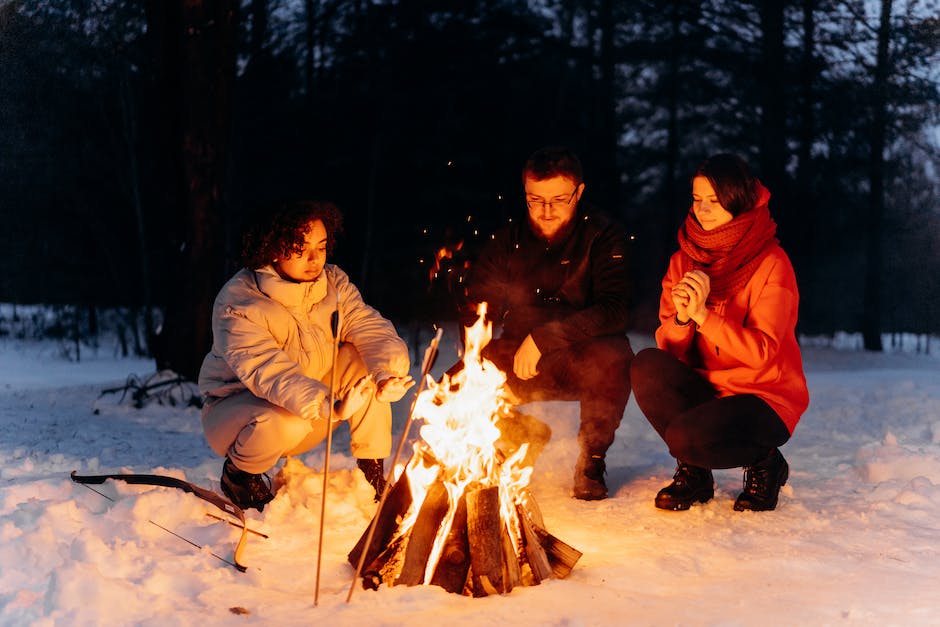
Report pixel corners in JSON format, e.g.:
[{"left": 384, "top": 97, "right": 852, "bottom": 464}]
[
  {"left": 631, "top": 154, "right": 808, "bottom": 512},
  {"left": 198, "top": 200, "right": 413, "bottom": 511},
  {"left": 461, "top": 146, "right": 634, "bottom": 501}
]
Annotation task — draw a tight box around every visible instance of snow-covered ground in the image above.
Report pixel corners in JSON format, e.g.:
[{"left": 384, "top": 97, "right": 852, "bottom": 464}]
[{"left": 1, "top": 329, "right": 939, "bottom": 626}]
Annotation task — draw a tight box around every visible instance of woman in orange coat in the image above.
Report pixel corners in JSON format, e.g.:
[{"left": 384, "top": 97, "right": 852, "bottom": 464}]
[{"left": 631, "top": 153, "right": 809, "bottom": 512}]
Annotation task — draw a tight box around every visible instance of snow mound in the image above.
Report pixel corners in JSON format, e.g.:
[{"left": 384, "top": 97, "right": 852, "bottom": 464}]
[{"left": 855, "top": 432, "right": 940, "bottom": 484}]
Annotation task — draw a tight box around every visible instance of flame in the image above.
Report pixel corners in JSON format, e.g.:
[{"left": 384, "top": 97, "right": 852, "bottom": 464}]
[
  {"left": 400, "top": 302, "right": 533, "bottom": 582},
  {"left": 428, "top": 241, "right": 464, "bottom": 283}
]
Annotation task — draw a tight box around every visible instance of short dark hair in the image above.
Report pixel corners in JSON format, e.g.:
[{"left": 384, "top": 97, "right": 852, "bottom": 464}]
[
  {"left": 240, "top": 200, "right": 343, "bottom": 269},
  {"left": 694, "top": 153, "right": 758, "bottom": 217},
  {"left": 522, "top": 146, "right": 584, "bottom": 186}
]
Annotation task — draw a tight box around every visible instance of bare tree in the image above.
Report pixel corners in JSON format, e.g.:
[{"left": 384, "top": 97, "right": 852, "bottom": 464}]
[
  {"left": 861, "top": 0, "right": 892, "bottom": 351},
  {"left": 146, "top": 0, "right": 237, "bottom": 380}
]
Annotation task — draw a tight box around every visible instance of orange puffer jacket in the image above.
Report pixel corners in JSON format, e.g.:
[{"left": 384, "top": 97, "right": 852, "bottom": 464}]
[{"left": 655, "top": 244, "right": 809, "bottom": 434}]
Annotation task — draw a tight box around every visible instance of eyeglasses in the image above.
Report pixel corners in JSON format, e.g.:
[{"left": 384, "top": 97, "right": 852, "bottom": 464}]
[{"left": 525, "top": 188, "right": 578, "bottom": 211}]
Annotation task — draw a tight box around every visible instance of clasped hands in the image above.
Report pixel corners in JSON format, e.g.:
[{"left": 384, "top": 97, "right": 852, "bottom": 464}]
[{"left": 671, "top": 269, "right": 711, "bottom": 326}]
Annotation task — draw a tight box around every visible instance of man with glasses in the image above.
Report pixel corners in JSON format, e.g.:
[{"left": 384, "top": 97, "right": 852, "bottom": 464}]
[{"left": 461, "top": 146, "right": 634, "bottom": 500}]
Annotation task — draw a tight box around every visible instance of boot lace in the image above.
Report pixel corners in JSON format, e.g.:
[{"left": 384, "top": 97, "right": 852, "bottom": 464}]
[{"left": 742, "top": 465, "right": 770, "bottom": 498}]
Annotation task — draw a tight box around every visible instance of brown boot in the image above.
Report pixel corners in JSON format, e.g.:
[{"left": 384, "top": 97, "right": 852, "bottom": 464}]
[
  {"left": 220, "top": 457, "right": 274, "bottom": 512},
  {"left": 573, "top": 452, "right": 608, "bottom": 500},
  {"left": 357, "top": 458, "right": 387, "bottom": 502}
]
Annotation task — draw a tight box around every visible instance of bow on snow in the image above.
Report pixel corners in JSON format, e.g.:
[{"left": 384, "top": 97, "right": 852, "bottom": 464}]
[{"left": 70, "top": 470, "right": 251, "bottom": 572}]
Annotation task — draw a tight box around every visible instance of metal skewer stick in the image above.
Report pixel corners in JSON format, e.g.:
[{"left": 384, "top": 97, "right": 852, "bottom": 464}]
[
  {"left": 345, "top": 326, "right": 443, "bottom": 603},
  {"left": 315, "top": 306, "right": 341, "bottom": 606}
]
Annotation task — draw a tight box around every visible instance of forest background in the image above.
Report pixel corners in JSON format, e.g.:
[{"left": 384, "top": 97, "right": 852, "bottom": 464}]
[{"left": 1, "top": 0, "right": 938, "bottom": 380}]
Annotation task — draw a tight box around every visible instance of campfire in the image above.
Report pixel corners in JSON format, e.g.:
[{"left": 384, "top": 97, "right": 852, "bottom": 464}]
[{"left": 348, "top": 305, "right": 581, "bottom": 596}]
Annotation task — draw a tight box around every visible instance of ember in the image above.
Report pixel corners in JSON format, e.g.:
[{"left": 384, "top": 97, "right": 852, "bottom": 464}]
[{"left": 348, "top": 304, "right": 581, "bottom": 596}]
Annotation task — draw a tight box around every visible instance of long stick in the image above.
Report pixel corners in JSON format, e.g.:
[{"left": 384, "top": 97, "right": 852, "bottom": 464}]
[
  {"left": 315, "top": 306, "right": 341, "bottom": 606},
  {"left": 346, "top": 326, "right": 443, "bottom": 603}
]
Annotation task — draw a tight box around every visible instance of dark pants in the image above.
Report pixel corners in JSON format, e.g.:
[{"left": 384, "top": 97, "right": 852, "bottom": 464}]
[
  {"left": 630, "top": 348, "right": 790, "bottom": 469},
  {"left": 482, "top": 335, "right": 634, "bottom": 456}
]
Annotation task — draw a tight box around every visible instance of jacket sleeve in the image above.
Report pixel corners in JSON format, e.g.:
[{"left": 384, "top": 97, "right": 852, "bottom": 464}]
[
  {"left": 332, "top": 267, "right": 410, "bottom": 382},
  {"left": 655, "top": 252, "right": 697, "bottom": 361},
  {"left": 464, "top": 230, "right": 512, "bottom": 328},
  {"left": 530, "top": 222, "right": 631, "bottom": 353},
  {"left": 695, "top": 252, "right": 799, "bottom": 369},
  {"left": 213, "top": 295, "right": 330, "bottom": 421}
]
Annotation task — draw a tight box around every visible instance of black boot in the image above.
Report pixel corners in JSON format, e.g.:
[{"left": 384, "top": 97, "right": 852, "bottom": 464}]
[
  {"left": 357, "top": 458, "right": 387, "bottom": 503},
  {"left": 734, "top": 448, "right": 789, "bottom": 512},
  {"left": 655, "top": 462, "right": 714, "bottom": 511},
  {"left": 220, "top": 457, "right": 274, "bottom": 512},
  {"left": 573, "top": 452, "right": 608, "bottom": 501}
]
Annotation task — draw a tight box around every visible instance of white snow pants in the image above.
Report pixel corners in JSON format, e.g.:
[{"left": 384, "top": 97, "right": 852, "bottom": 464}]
[{"left": 201, "top": 343, "right": 392, "bottom": 474}]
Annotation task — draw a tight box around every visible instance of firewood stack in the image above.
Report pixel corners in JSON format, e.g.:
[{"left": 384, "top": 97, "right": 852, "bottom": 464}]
[{"left": 347, "top": 447, "right": 582, "bottom": 597}]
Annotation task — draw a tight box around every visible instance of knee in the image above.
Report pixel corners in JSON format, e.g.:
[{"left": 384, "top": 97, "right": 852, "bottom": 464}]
[
  {"left": 630, "top": 348, "right": 667, "bottom": 383},
  {"left": 663, "top": 425, "right": 696, "bottom": 462},
  {"left": 582, "top": 336, "right": 633, "bottom": 372}
]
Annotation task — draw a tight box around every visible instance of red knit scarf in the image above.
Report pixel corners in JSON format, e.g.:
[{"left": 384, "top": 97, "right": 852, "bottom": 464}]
[{"left": 677, "top": 181, "right": 778, "bottom": 303}]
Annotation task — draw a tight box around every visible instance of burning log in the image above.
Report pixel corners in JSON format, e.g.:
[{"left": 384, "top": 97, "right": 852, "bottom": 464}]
[
  {"left": 396, "top": 480, "right": 450, "bottom": 586},
  {"left": 518, "top": 505, "right": 552, "bottom": 584},
  {"left": 428, "top": 493, "right": 470, "bottom": 594},
  {"left": 466, "top": 485, "right": 506, "bottom": 596},
  {"left": 350, "top": 472, "right": 580, "bottom": 597},
  {"left": 348, "top": 471, "right": 413, "bottom": 569},
  {"left": 361, "top": 532, "right": 408, "bottom": 591}
]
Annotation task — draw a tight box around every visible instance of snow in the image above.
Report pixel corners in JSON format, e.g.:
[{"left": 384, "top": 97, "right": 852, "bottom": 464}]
[{"left": 2, "top": 331, "right": 940, "bottom": 626}]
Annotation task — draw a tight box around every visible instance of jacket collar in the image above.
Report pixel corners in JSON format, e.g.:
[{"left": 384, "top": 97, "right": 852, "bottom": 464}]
[{"left": 253, "top": 265, "right": 329, "bottom": 308}]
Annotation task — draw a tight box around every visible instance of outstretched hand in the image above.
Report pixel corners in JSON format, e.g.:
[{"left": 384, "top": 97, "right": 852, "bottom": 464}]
[
  {"left": 375, "top": 375, "right": 415, "bottom": 402},
  {"left": 335, "top": 374, "right": 374, "bottom": 421}
]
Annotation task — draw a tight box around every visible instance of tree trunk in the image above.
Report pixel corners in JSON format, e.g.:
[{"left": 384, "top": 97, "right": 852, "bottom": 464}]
[
  {"left": 758, "top": 0, "right": 788, "bottom": 197},
  {"left": 146, "top": 0, "right": 236, "bottom": 380},
  {"left": 594, "top": 0, "right": 620, "bottom": 212},
  {"left": 862, "top": 0, "right": 892, "bottom": 351},
  {"left": 660, "top": 0, "right": 683, "bottom": 260},
  {"left": 794, "top": 0, "right": 818, "bottom": 268},
  {"left": 118, "top": 68, "right": 156, "bottom": 356}
]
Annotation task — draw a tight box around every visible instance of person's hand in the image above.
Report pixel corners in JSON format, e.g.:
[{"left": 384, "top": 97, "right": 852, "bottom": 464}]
[
  {"left": 675, "top": 270, "right": 710, "bottom": 325},
  {"left": 375, "top": 375, "right": 415, "bottom": 402},
  {"left": 671, "top": 283, "right": 691, "bottom": 323},
  {"left": 335, "top": 374, "right": 374, "bottom": 421},
  {"left": 513, "top": 334, "right": 542, "bottom": 380}
]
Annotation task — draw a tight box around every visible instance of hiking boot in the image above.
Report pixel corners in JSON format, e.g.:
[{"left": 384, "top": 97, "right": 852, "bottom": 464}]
[
  {"left": 220, "top": 457, "right": 274, "bottom": 512},
  {"left": 655, "top": 462, "right": 714, "bottom": 511},
  {"left": 734, "top": 448, "right": 789, "bottom": 512},
  {"left": 573, "top": 453, "right": 608, "bottom": 500},
  {"left": 357, "top": 458, "right": 387, "bottom": 502}
]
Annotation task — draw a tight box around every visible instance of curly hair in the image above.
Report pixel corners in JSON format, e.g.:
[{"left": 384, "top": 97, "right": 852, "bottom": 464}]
[{"left": 240, "top": 200, "right": 344, "bottom": 270}]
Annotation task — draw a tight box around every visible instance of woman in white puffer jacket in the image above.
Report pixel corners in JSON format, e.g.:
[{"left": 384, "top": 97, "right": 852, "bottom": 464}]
[{"left": 198, "top": 201, "right": 413, "bottom": 511}]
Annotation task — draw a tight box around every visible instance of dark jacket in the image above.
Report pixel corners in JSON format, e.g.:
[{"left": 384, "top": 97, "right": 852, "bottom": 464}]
[{"left": 465, "top": 204, "right": 631, "bottom": 354}]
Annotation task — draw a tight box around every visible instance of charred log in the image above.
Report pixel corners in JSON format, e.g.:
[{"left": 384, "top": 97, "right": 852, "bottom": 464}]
[
  {"left": 466, "top": 486, "right": 505, "bottom": 596},
  {"left": 396, "top": 480, "right": 450, "bottom": 586},
  {"left": 361, "top": 532, "right": 409, "bottom": 590},
  {"left": 348, "top": 471, "right": 413, "bottom": 568},
  {"left": 429, "top": 492, "right": 471, "bottom": 594}
]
